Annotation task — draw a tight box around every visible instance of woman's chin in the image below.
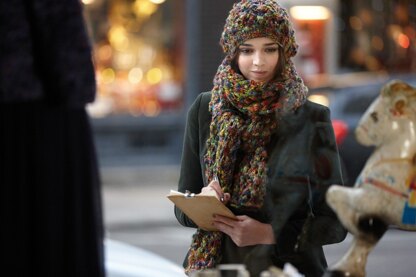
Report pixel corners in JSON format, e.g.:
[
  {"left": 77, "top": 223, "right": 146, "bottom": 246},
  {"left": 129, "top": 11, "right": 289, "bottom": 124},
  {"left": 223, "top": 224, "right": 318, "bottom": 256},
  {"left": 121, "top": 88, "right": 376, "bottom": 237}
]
[{"left": 250, "top": 78, "right": 268, "bottom": 83}]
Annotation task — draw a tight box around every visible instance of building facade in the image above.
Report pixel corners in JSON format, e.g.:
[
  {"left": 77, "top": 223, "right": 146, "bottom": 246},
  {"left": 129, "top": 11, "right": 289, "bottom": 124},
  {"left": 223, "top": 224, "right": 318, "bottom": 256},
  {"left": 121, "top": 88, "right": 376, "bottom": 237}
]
[{"left": 82, "top": 0, "right": 415, "bottom": 117}]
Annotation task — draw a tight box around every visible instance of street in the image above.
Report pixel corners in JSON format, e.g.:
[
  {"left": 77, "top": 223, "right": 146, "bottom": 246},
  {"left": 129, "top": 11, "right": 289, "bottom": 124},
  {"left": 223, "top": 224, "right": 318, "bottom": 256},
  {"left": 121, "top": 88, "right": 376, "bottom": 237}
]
[{"left": 99, "top": 150, "right": 416, "bottom": 276}]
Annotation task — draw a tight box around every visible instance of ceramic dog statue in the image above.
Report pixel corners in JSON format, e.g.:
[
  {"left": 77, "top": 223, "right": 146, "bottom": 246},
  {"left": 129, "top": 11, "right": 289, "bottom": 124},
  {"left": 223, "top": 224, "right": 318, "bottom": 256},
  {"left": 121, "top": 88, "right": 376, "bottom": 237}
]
[{"left": 325, "top": 80, "right": 416, "bottom": 277}]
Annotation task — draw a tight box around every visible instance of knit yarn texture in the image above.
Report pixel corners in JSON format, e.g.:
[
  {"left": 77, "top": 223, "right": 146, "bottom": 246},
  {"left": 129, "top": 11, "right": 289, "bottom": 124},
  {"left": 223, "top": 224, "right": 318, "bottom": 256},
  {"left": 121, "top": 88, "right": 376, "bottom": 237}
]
[
  {"left": 185, "top": 0, "right": 308, "bottom": 274},
  {"left": 220, "top": 0, "right": 298, "bottom": 58}
]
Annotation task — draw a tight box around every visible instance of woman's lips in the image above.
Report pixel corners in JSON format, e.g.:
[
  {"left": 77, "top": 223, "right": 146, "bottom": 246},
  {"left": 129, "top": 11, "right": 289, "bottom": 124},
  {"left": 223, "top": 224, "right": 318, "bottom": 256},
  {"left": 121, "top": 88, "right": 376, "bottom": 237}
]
[
  {"left": 251, "top": 71, "right": 268, "bottom": 80},
  {"left": 251, "top": 71, "right": 267, "bottom": 76}
]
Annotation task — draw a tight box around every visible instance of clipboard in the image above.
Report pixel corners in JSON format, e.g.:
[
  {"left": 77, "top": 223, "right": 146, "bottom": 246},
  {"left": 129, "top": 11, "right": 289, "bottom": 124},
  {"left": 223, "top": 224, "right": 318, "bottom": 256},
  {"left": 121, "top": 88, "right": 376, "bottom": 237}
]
[{"left": 167, "top": 190, "right": 237, "bottom": 231}]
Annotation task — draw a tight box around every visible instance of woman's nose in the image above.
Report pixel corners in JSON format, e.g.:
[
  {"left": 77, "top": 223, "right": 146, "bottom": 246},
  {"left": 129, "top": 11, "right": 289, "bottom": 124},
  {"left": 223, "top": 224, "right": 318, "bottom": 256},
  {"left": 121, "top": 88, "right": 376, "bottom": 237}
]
[{"left": 253, "top": 52, "right": 265, "bottom": 66}]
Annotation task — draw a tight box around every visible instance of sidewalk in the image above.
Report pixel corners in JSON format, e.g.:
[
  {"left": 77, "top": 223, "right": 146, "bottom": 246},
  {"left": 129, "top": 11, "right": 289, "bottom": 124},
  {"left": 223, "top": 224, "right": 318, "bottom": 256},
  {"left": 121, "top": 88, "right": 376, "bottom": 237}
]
[{"left": 101, "top": 164, "right": 181, "bottom": 229}]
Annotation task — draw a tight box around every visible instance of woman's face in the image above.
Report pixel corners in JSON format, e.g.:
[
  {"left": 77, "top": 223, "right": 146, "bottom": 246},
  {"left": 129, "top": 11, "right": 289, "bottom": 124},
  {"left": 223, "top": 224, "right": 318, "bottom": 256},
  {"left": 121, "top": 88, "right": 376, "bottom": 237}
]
[{"left": 237, "top": 37, "right": 280, "bottom": 83}]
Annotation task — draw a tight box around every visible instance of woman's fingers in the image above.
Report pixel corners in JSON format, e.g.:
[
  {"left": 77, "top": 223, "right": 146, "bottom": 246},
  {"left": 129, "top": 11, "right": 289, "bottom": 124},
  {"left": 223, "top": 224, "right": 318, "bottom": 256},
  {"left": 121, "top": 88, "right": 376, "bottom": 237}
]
[
  {"left": 208, "top": 179, "right": 222, "bottom": 192},
  {"left": 213, "top": 215, "right": 246, "bottom": 245},
  {"left": 213, "top": 214, "right": 239, "bottom": 225},
  {"left": 222, "top": 192, "right": 231, "bottom": 204},
  {"left": 200, "top": 179, "right": 224, "bottom": 200},
  {"left": 213, "top": 215, "right": 275, "bottom": 246},
  {"left": 212, "top": 214, "right": 238, "bottom": 235},
  {"left": 200, "top": 180, "right": 231, "bottom": 203}
]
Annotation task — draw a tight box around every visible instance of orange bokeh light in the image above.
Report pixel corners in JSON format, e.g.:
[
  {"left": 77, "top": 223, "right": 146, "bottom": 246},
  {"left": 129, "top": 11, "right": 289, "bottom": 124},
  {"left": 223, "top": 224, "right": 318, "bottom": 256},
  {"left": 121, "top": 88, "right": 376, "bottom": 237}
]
[{"left": 397, "top": 34, "right": 410, "bottom": 48}]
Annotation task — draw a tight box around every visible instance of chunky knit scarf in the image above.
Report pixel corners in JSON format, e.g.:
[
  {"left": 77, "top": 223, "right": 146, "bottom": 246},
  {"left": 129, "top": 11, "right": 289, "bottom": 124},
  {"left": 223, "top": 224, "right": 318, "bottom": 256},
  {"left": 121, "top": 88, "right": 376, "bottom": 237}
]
[{"left": 185, "top": 56, "right": 307, "bottom": 274}]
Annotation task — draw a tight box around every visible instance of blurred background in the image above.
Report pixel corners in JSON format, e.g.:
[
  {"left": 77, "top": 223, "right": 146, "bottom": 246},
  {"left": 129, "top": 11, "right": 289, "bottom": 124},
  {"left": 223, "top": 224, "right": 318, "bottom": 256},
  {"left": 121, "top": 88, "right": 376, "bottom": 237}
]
[{"left": 78, "top": 0, "right": 415, "bottom": 275}]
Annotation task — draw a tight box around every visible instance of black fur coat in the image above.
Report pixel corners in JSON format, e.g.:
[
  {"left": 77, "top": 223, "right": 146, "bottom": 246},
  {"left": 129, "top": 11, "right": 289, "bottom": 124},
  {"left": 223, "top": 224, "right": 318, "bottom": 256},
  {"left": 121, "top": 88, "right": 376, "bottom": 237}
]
[{"left": 0, "top": 0, "right": 95, "bottom": 106}]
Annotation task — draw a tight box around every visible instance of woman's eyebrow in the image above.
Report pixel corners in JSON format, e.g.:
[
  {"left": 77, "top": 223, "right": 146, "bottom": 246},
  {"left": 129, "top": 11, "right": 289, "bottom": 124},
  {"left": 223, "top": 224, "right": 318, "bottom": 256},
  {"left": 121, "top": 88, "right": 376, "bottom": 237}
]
[{"left": 239, "top": 42, "right": 278, "bottom": 47}]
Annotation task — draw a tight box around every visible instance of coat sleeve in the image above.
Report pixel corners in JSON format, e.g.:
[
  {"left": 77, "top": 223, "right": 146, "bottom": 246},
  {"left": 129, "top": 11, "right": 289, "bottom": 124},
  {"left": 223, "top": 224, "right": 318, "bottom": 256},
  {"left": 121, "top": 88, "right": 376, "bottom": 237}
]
[
  {"left": 306, "top": 106, "right": 347, "bottom": 246},
  {"left": 266, "top": 103, "right": 347, "bottom": 251},
  {"left": 174, "top": 93, "right": 205, "bottom": 228}
]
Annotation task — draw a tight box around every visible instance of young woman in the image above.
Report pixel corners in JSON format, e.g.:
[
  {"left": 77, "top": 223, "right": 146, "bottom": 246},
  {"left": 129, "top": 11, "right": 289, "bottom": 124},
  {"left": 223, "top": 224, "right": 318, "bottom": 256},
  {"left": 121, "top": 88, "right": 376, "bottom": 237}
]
[{"left": 175, "top": 1, "right": 347, "bottom": 276}]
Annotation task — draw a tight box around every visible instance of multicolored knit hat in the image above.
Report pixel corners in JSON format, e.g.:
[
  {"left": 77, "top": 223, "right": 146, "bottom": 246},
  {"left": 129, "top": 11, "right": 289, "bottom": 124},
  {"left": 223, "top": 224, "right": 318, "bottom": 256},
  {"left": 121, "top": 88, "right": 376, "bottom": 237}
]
[{"left": 220, "top": 0, "right": 298, "bottom": 58}]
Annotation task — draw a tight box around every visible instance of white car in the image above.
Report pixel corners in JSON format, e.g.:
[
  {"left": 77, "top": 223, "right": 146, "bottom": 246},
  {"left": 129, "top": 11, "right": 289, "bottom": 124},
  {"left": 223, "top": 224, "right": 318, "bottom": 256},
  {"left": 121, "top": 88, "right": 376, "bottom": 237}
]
[{"left": 105, "top": 239, "right": 186, "bottom": 277}]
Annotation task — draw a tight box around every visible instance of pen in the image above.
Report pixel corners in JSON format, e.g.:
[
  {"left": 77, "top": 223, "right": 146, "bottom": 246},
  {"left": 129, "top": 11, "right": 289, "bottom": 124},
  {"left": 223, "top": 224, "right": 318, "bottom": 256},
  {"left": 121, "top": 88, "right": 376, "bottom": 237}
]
[{"left": 213, "top": 175, "right": 224, "bottom": 202}]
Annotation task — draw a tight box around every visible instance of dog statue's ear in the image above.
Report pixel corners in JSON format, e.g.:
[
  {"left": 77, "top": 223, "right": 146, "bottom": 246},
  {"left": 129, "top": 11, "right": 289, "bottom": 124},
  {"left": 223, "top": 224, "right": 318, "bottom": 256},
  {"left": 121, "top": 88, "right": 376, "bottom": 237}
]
[{"left": 393, "top": 96, "right": 407, "bottom": 116}]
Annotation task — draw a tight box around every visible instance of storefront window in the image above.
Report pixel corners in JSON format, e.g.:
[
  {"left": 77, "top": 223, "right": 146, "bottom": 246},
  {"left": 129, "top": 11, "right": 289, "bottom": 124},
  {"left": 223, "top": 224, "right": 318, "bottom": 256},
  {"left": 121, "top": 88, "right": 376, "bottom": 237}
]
[
  {"left": 82, "top": 0, "right": 185, "bottom": 118},
  {"left": 339, "top": 0, "right": 415, "bottom": 72}
]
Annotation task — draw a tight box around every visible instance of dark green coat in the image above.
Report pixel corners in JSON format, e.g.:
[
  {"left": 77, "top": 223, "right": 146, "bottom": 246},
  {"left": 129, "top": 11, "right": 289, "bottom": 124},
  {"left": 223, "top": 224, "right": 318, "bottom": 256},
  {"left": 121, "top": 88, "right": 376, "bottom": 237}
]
[{"left": 175, "top": 92, "right": 347, "bottom": 277}]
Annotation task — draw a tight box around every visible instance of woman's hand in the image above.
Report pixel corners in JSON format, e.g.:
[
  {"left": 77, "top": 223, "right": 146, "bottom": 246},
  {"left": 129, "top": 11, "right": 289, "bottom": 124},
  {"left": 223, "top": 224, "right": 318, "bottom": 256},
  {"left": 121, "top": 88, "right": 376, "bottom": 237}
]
[
  {"left": 212, "top": 214, "right": 275, "bottom": 247},
  {"left": 199, "top": 179, "right": 231, "bottom": 204}
]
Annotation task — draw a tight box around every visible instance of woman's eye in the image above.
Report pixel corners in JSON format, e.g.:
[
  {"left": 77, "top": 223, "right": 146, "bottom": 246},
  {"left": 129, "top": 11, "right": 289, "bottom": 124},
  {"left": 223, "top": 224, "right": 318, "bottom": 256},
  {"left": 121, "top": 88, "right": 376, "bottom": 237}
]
[
  {"left": 239, "top": 48, "right": 253, "bottom": 54},
  {"left": 265, "top": 47, "right": 278, "bottom": 53}
]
